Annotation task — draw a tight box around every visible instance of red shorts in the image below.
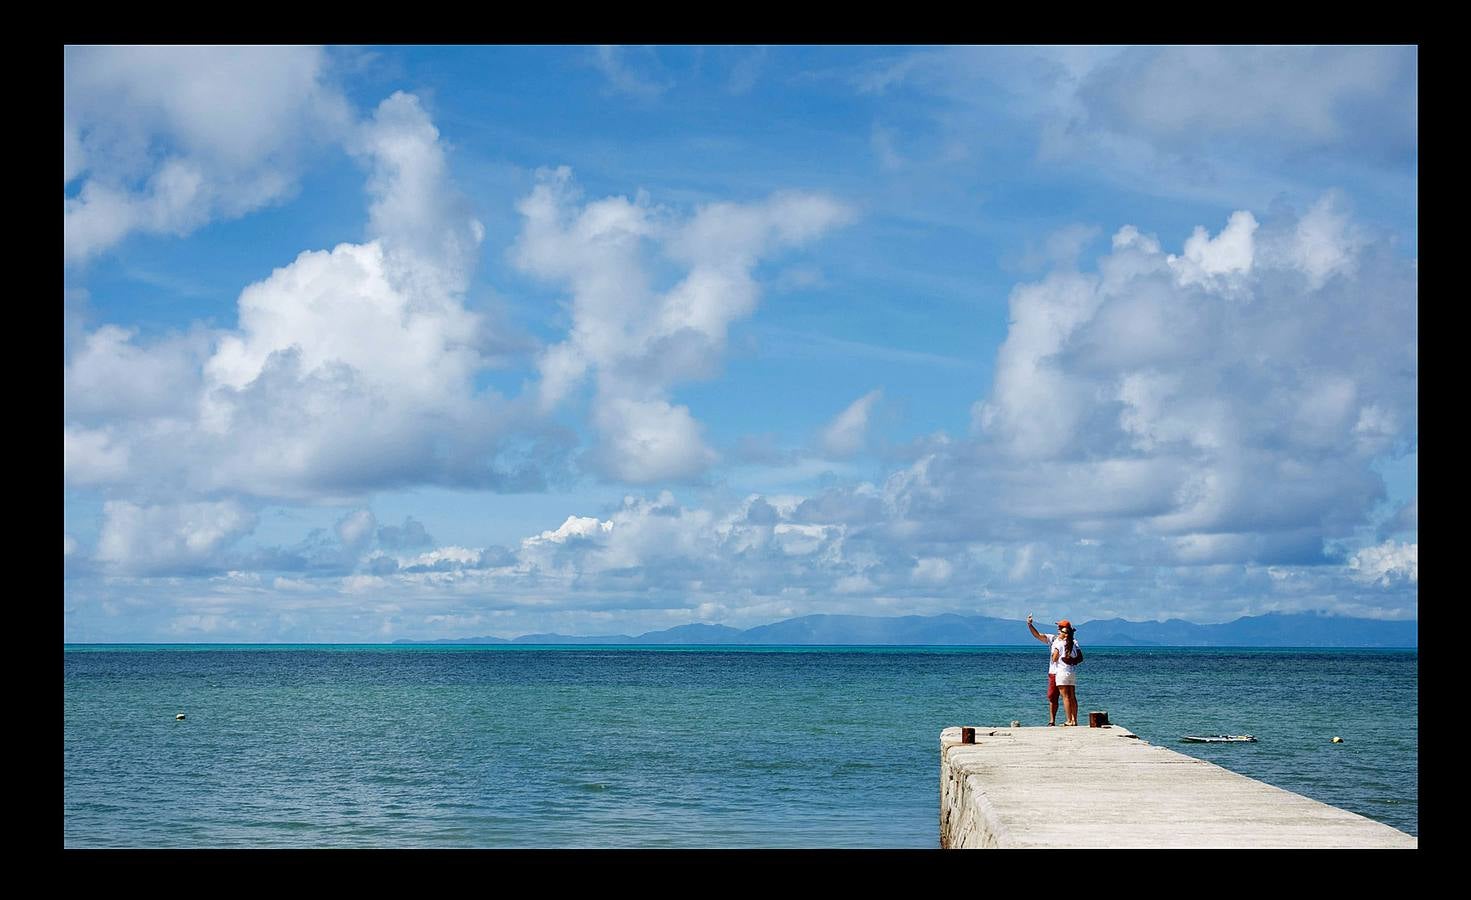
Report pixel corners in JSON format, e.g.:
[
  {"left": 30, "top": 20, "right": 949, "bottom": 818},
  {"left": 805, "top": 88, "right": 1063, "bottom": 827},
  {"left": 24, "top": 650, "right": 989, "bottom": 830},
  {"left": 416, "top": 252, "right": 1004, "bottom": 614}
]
[{"left": 1047, "top": 673, "right": 1059, "bottom": 701}]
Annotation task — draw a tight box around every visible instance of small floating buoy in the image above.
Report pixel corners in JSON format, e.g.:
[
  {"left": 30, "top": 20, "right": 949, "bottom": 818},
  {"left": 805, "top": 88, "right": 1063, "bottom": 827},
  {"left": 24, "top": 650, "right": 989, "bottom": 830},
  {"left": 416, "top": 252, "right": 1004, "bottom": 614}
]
[
  {"left": 1331, "top": 736, "right": 1343, "bottom": 743},
  {"left": 176, "top": 713, "right": 186, "bottom": 720}
]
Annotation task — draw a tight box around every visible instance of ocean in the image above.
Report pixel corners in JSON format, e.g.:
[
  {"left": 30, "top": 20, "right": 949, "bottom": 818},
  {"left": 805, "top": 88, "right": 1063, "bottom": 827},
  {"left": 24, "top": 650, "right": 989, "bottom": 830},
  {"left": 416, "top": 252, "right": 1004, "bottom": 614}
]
[{"left": 63, "top": 645, "right": 1418, "bottom": 847}]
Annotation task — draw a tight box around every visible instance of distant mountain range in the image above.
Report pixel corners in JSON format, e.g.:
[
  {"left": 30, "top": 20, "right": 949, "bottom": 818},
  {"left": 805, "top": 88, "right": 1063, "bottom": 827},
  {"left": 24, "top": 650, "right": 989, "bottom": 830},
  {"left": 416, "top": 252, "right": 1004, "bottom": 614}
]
[{"left": 395, "top": 612, "right": 1417, "bottom": 648}]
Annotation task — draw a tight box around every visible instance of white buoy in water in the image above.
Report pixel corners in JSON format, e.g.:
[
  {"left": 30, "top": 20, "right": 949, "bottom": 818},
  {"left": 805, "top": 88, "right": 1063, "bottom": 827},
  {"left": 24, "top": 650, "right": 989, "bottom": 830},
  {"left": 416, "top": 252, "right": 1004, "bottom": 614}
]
[
  {"left": 176, "top": 713, "right": 186, "bottom": 720},
  {"left": 1331, "top": 736, "right": 1343, "bottom": 743}
]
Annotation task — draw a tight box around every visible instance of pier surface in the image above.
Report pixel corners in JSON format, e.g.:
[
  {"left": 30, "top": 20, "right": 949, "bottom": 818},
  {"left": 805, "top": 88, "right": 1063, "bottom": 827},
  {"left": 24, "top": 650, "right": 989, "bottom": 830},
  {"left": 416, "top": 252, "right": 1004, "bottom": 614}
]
[{"left": 940, "top": 724, "right": 1416, "bottom": 848}]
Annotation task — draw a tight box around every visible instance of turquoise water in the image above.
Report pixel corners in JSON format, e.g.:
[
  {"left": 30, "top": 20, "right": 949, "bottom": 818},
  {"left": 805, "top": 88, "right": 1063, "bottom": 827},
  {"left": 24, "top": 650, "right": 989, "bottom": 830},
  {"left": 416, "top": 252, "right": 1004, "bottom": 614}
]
[{"left": 63, "top": 646, "right": 1417, "bottom": 847}]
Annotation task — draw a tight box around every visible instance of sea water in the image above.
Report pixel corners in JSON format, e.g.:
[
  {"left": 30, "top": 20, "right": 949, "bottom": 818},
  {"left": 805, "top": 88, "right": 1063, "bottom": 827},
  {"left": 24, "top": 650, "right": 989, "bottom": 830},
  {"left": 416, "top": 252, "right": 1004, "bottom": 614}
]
[{"left": 63, "top": 646, "right": 1417, "bottom": 847}]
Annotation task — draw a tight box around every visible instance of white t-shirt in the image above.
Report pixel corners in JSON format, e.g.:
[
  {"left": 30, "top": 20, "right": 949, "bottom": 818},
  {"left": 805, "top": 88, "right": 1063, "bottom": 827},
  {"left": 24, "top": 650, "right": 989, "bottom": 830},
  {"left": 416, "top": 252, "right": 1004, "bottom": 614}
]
[
  {"left": 1044, "top": 633, "right": 1062, "bottom": 674},
  {"left": 1054, "top": 637, "right": 1082, "bottom": 678}
]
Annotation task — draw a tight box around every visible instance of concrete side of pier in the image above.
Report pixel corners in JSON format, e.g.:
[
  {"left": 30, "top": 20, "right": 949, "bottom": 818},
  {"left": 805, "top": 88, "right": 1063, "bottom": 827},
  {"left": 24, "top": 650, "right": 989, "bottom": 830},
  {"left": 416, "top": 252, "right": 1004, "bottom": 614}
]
[{"left": 940, "top": 725, "right": 1417, "bottom": 848}]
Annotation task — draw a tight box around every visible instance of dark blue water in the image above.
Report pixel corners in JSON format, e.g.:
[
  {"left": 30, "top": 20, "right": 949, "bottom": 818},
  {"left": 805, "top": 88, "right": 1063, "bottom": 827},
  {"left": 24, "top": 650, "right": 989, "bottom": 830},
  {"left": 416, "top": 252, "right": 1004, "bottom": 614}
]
[{"left": 63, "top": 646, "right": 1417, "bottom": 847}]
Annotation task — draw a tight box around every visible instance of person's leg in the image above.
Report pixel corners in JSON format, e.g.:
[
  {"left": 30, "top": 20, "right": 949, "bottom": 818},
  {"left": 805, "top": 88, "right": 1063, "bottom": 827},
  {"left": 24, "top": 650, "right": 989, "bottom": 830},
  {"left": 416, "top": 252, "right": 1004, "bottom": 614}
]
[
  {"left": 1047, "top": 674, "right": 1059, "bottom": 725},
  {"left": 1061, "top": 685, "right": 1078, "bottom": 725}
]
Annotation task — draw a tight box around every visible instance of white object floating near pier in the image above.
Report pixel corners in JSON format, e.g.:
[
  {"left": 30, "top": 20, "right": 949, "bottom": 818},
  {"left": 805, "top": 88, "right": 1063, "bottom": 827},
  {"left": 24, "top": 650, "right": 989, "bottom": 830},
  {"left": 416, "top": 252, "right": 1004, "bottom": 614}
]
[{"left": 940, "top": 724, "right": 1416, "bottom": 848}]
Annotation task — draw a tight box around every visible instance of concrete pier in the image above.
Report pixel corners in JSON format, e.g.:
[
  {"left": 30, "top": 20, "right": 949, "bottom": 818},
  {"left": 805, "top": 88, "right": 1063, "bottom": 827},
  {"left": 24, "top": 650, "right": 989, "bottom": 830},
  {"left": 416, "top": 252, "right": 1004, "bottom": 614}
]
[{"left": 940, "top": 724, "right": 1417, "bottom": 848}]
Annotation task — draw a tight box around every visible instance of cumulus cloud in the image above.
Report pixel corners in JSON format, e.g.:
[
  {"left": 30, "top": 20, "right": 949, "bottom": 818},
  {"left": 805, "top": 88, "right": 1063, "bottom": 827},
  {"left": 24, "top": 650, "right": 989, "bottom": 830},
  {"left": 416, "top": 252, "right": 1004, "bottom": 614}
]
[
  {"left": 963, "top": 201, "right": 1416, "bottom": 565},
  {"left": 64, "top": 45, "right": 352, "bottom": 263},
  {"left": 65, "top": 92, "right": 558, "bottom": 502},
  {"left": 335, "top": 509, "right": 377, "bottom": 548},
  {"left": 64, "top": 325, "right": 208, "bottom": 422},
  {"left": 205, "top": 94, "right": 483, "bottom": 403},
  {"left": 590, "top": 397, "right": 718, "bottom": 483},
  {"left": 63, "top": 425, "right": 130, "bottom": 485},
  {"left": 1167, "top": 210, "right": 1257, "bottom": 289},
  {"left": 352, "top": 91, "right": 484, "bottom": 298},
  {"left": 399, "top": 546, "right": 481, "bottom": 573},
  {"left": 912, "top": 557, "right": 953, "bottom": 584},
  {"left": 1350, "top": 541, "right": 1417, "bottom": 586},
  {"left": 64, "top": 445, "right": 1415, "bottom": 638},
  {"left": 512, "top": 168, "right": 853, "bottom": 483},
  {"left": 96, "top": 499, "right": 258, "bottom": 575},
  {"left": 526, "top": 515, "right": 615, "bottom": 546},
  {"left": 1284, "top": 193, "right": 1366, "bottom": 290},
  {"left": 821, "top": 389, "right": 883, "bottom": 458}
]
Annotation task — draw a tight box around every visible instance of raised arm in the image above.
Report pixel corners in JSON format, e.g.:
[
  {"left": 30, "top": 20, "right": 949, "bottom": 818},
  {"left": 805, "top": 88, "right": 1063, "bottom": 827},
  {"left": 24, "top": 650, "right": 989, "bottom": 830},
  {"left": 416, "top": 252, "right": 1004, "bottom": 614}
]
[{"left": 1026, "top": 614, "right": 1051, "bottom": 644}]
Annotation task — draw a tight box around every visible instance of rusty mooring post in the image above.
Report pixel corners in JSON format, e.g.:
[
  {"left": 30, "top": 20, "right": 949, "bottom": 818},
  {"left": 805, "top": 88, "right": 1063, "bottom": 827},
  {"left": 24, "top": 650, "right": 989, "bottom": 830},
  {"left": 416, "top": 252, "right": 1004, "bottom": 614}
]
[
  {"left": 961, "top": 726, "right": 975, "bottom": 743},
  {"left": 1088, "top": 711, "right": 1109, "bottom": 728}
]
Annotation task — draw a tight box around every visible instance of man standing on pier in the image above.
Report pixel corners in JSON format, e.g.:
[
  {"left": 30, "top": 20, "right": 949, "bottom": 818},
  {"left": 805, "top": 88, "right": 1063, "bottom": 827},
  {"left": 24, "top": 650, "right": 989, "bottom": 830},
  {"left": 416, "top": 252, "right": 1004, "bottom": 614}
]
[{"left": 1026, "top": 614, "right": 1064, "bottom": 726}]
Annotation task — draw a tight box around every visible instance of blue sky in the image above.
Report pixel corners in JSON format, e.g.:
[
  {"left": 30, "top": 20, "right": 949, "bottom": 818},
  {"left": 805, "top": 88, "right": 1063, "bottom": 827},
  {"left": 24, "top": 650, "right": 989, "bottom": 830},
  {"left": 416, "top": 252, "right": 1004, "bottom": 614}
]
[{"left": 63, "top": 45, "right": 1418, "bottom": 641}]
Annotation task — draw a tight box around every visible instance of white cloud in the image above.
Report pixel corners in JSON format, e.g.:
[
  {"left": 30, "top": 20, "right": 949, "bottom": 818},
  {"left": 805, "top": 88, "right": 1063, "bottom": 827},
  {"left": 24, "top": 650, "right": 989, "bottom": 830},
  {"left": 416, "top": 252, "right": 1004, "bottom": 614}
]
[
  {"left": 1287, "top": 193, "right": 1365, "bottom": 290},
  {"left": 1350, "top": 541, "right": 1417, "bottom": 586},
  {"left": 64, "top": 45, "right": 351, "bottom": 263},
  {"left": 1168, "top": 210, "right": 1257, "bottom": 289},
  {"left": 512, "top": 168, "right": 852, "bottom": 483},
  {"left": 335, "top": 509, "right": 377, "bottom": 548},
  {"left": 773, "top": 522, "right": 830, "bottom": 556},
  {"left": 591, "top": 396, "right": 719, "bottom": 483},
  {"left": 203, "top": 239, "right": 478, "bottom": 406},
  {"left": 921, "top": 199, "right": 1413, "bottom": 567},
  {"left": 66, "top": 461, "right": 1416, "bottom": 640},
  {"left": 353, "top": 91, "right": 484, "bottom": 299},
  {"left": 64, "top": 325, "right": 206, "bottom": 421},
  {"left": 973, "top": 271, "right": 1101, "bottom": 459},
  {"left": 912, "top": 557, "right": 953, "bottom": 584},
  {"left": 96, "top": 499, "right": 258, "bottom": 575},
  {"left": 525, "top": 515, "right": 614, "bottom": 546},
  {"left": 63, "top": 425, "right": 130, "bottom": 484},
  {"left": 65, "top": 92, "right": 547, "bottom": 501},
  {"left": 400, "top": 546, "right": 482, "bottom": 572},
  {"left": 821, "top": 389, "right": 883, "bottom": 458}
]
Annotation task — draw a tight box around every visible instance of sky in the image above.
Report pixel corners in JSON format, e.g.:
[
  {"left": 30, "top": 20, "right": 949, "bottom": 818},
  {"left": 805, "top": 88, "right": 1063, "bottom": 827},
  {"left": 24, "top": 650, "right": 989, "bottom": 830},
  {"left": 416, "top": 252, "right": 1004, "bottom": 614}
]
[{"left": 63, "top": 45, "right": 1418, "bottom": 642}]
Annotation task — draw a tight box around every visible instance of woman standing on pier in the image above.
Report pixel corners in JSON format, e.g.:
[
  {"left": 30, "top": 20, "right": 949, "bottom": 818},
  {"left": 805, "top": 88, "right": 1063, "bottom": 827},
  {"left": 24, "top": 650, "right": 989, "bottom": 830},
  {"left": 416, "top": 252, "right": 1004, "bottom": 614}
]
[
  {"left": 1052, "top": 622, "right": 1084, "bottom": 726},
  {"left": 1026, "top": 614, "right": 1067, "bottom": 726}
]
